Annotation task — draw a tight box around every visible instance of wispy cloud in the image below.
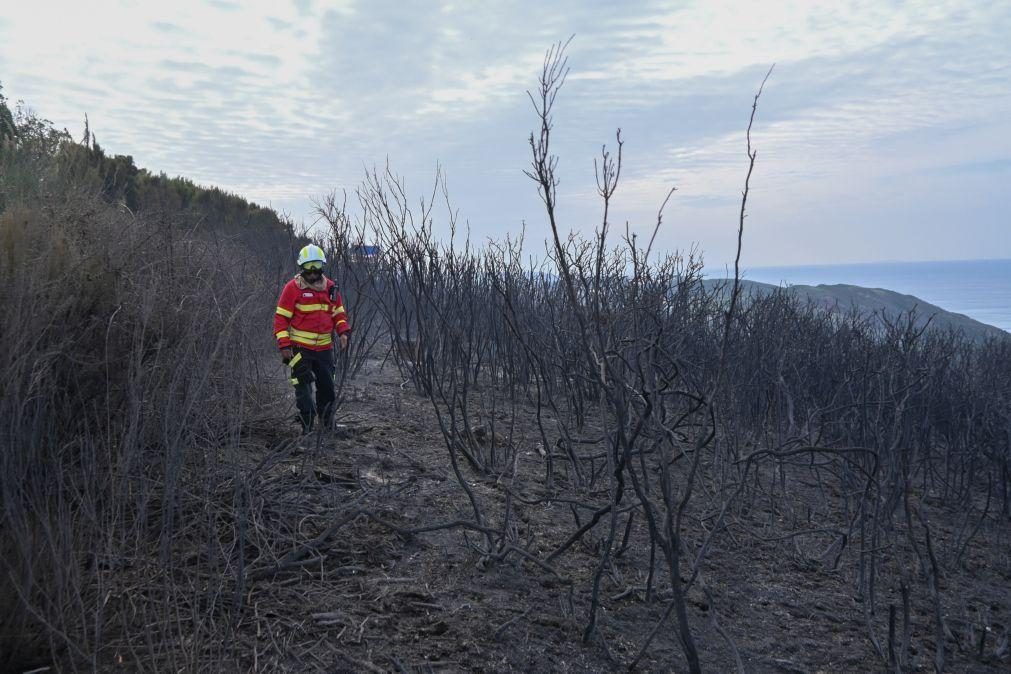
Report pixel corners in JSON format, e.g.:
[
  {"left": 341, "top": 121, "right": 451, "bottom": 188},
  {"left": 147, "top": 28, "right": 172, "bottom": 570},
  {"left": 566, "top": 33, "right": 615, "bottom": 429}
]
[
  {"left": 151, "top": 21, "right": 185, "bottom": 34},
  {"left": 1, "top": 0, "right": 1008, "bottom": 265}
]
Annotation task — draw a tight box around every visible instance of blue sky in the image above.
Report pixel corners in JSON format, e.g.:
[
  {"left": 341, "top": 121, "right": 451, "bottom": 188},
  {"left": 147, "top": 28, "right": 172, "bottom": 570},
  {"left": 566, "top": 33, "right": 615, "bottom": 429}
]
[{"left": 2, "top": 0, "right": 1009, "bottom": 267}]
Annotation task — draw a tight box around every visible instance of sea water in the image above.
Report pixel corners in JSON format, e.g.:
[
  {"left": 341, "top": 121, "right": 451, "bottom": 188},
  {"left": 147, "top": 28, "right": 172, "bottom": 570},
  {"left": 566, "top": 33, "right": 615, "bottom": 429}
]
[{"left": 740, "top": 258, "right": 1011, "bottom": 333}]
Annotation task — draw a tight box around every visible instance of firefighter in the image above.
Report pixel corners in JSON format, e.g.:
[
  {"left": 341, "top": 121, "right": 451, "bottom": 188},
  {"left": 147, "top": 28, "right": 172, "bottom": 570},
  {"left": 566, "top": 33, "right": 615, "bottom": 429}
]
[{"left": 273, "top": 243, "right": 350, "bottom": 433}]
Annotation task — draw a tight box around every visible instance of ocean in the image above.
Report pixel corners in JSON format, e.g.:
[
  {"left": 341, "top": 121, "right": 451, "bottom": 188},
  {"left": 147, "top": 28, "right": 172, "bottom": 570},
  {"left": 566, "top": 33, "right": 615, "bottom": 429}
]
[{"left": 739, "top": 258, "right": 1011, "bottom": 333}]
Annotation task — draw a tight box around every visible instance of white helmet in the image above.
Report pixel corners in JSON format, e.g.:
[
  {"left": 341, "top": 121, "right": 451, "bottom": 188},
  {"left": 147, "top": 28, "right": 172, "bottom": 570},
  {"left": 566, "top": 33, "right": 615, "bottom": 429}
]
[{"left": 296, "top": 243, "right": 326, "bottom": 267}]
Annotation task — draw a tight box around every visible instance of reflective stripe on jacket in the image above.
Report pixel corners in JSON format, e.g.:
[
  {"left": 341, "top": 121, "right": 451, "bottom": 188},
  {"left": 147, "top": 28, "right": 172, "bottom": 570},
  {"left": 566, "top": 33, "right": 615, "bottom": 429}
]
[{"left": 273, "top": 275, "right": 350, "bottom": 351}]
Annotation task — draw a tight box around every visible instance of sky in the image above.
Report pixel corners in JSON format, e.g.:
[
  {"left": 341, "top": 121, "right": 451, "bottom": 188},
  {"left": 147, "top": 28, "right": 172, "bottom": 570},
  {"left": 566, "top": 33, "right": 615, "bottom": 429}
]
[{"left": 1, "top": 0, "right": 1009, "bottom": 268}]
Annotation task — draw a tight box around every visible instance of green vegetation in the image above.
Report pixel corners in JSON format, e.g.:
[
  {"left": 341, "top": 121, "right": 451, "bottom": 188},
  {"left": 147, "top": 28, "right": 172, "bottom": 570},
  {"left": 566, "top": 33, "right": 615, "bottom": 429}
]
[{"left": 0, "top": 83, "right": 292, "bottom": 242}]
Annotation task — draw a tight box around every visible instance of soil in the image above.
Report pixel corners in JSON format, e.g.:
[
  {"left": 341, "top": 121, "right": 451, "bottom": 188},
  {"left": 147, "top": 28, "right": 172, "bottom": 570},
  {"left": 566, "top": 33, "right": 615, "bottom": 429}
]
[{"left": 205, "top": 357, "right": 1010, "bottom": 673}]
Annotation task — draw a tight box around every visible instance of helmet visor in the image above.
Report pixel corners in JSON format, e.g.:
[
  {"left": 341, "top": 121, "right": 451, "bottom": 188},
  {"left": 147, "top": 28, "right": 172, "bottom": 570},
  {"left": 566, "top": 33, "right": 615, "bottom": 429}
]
[{"left": 301, "top": 261, "right": 323, "bottom": 271}]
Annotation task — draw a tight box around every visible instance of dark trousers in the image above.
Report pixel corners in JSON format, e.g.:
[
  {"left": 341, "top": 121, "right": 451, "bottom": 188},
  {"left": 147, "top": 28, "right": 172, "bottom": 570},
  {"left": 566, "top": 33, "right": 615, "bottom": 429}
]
[{"left": 292, "top": 346, "right": 335, "bottom": 432}]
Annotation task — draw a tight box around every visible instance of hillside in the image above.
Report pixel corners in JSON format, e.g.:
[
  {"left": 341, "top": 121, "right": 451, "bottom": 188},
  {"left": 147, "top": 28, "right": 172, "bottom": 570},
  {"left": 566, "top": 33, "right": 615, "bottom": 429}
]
[
  {"left": 3, "top": 85, "right": 1010, "bottom": 673},
  {"left": 704, "top": 278, "right": 1009, "bottom": 342},
  {"left": 0, "top": 84, "right": 295, "bottom": 265}
]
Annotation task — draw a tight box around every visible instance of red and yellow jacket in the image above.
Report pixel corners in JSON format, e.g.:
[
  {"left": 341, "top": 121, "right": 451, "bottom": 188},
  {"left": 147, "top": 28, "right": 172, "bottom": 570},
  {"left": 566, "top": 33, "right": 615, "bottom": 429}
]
[{"left": 273, "top": 275, "right": 350, "bottom": 351}]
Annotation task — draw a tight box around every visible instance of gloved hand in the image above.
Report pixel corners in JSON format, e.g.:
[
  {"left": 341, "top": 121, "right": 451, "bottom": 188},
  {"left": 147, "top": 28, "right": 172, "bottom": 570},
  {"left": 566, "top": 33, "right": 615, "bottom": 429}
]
[{"left": 280, "top": 347, "right": 293, "bottom": 364}]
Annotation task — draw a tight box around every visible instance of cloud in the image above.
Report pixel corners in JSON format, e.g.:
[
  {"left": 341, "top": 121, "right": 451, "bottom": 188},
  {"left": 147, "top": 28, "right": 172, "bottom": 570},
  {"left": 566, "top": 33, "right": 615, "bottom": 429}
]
[
  {"left": 267, "top": 16, "right": 294, "bottom": 31},
  {"left": 556, "top": 2, "right": 1011, "bottom": 264},
  {"left": 151, "top": 21, "right": 184, "bottom": 34},
  {"left": 207, "top": 0, "right": 242, "bottom": 10},
  {"left": 1, "top": 0, "right": 1008, "bottom": 266}
]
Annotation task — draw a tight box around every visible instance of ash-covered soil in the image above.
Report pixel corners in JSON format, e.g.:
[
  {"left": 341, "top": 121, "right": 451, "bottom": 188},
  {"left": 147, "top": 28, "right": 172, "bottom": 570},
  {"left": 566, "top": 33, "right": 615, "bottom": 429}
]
[{"left": 216, "top": 357, "right": 1010, "bottom": 673}]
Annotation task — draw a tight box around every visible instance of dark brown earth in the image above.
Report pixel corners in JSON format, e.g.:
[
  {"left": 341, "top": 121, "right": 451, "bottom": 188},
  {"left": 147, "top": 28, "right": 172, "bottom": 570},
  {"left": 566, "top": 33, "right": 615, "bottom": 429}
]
[{"left": 202, "top": 356, "right": 1010, "bottom": 673}]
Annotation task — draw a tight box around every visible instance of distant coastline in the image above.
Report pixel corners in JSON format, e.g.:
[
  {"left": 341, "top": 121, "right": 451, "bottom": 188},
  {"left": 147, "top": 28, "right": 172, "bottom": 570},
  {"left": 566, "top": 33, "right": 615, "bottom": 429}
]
[
  {"left": 750, "top": 257, "right": 1010, "bottom": 269},
  {"left": 735, "top": 258, "right": 1011, "bottom": 333}
]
